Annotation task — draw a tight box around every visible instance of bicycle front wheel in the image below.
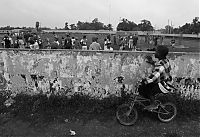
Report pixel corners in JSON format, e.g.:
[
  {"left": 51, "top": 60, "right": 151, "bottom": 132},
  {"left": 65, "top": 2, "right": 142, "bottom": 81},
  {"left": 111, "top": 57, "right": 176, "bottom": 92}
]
[
  {"left": 157, "top": 102, "right": 177, "bottom": 123},
  {"left": 116, "top": 104, "right": 138, "bottom": 126}
]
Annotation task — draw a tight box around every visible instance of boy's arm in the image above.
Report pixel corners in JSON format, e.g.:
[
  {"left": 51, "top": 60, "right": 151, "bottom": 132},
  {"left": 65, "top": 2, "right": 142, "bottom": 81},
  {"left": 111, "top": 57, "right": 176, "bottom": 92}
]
[{"left": 144, "top": 65, "right": 165, "bottom": 84}]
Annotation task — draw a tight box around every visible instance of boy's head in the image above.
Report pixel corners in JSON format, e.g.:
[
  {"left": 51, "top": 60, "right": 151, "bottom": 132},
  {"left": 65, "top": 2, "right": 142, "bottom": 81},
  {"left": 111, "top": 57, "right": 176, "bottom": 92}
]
[{"left": 155, "top": 45, "right": 169, "bottom": 59}]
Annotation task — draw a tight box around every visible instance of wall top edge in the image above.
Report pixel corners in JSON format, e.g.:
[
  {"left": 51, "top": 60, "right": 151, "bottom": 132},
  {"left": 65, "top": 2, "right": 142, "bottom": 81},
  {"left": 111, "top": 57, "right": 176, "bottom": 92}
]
[{"left": 0, "top": 48, "right": 199, "bottom": 55}]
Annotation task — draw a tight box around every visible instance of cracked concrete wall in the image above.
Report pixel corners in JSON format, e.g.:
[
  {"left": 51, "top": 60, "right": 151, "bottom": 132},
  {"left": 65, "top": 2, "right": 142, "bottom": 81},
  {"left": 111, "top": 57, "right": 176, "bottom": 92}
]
[{"left": 0, "top": 50, "right": 199, "bottom": 99}]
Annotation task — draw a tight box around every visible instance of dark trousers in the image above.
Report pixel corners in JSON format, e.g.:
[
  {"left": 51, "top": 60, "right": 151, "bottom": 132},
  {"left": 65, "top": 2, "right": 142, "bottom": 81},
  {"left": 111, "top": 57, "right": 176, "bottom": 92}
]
[{"left": 139, "top": 83, "right": 162, "bottom": 100}]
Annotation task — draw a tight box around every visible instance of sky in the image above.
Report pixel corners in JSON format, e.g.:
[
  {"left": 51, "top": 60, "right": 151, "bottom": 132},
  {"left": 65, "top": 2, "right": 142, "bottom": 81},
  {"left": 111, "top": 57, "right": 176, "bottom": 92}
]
[{"left": 0, "top": 0, "right": 199, "bottom": 30}]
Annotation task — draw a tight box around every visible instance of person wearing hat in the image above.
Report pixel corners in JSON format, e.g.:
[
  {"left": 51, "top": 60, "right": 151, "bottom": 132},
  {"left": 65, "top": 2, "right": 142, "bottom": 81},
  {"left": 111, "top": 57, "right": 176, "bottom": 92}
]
[{"left": 140, "top": 45, "right": 172, "bottom": 110}]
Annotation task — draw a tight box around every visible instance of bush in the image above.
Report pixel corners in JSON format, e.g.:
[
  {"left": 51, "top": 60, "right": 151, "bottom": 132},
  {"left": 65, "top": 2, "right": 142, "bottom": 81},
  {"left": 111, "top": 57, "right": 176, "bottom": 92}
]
[{"left": 173, "top": 91, "right": 200, "bottom": 118}]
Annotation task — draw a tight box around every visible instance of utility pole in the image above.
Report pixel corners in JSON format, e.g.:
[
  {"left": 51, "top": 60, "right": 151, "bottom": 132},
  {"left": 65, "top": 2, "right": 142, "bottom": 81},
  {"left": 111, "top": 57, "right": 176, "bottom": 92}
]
[
  {"left": 108, "top": 0, "right": 111, "bottom": 25},
  {"left": 171, "top": 21, "right": 173, "bottom": 34},
  {"left": 168, "top": 19, "right": 170, "bottom": 34}
]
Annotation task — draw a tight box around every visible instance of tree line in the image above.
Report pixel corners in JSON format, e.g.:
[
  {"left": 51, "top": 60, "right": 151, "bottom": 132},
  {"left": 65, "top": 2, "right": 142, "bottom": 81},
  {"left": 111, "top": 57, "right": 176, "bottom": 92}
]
[
  {"left": 0, "top": 17, "right": 199, "bottom": 34},
  {"left": 172, "top": 17, "right": 200, "bottom": 34},
  {"left": 64, "top": 18, "right": 113, "bottom": 31}
]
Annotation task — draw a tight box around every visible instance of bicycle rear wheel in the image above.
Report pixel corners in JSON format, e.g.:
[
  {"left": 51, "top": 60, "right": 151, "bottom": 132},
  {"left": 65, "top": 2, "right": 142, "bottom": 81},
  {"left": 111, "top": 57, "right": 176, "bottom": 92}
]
[
  {"left": 157, "top": 102, "right": 177, "bottom": 123},
  {"left": 116, "top": 104, "right": 138, "bottom": 126}
]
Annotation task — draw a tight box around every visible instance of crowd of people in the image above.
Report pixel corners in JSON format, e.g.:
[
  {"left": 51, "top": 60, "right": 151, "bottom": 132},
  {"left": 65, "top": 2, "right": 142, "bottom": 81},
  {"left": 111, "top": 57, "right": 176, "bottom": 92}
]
[{"left": 1, "top": 31, "right": 171, "bottom": 51}]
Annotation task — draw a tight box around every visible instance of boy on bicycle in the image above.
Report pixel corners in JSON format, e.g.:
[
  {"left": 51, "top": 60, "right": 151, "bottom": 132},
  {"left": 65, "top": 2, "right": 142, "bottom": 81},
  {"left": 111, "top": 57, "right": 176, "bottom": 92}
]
[{"left": 141, "top": 45, "right": 172, "bottom": 110}]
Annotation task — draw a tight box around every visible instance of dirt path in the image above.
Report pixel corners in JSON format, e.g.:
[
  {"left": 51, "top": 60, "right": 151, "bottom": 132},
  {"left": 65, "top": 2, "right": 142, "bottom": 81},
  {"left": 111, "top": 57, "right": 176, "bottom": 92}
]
[{"left": 0, "top": 111, "right": 200, "bottom": 137}]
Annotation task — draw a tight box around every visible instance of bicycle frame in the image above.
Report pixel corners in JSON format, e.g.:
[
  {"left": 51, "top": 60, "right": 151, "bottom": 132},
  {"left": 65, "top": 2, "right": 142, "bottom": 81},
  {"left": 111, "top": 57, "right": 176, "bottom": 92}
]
[
  {"left": 128, "top": 82, "right": 171, "bottom": 114},
  {"left": 130, "top": 95, "right": 150, "bottom": 107},
  {"left": 129, "top": 95, "right": 171, "bottom": 114}
]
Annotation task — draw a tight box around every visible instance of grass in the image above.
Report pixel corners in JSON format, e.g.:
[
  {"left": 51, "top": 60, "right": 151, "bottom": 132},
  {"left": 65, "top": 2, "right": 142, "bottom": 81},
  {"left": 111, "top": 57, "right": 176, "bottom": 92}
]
[
  {"left": 1, "top": 92, "right": 199, "bottom": 121},
  {"left": 0, "top": 93, "right": 200, "bottom": 137}
]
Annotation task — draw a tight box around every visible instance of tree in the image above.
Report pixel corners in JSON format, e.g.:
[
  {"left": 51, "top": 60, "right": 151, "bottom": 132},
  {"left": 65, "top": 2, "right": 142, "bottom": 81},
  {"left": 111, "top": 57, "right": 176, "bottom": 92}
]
[
  {"left": 105, "top": 24, "right": 113, "bottom": 31},
  {"left": 191, "top": 17, "right": 200, "bottom": 34},
  {"left": 172, "top": 17, "right": 200, "bottom": 34},
  {"left": 138, "top": 19, "right": 153, "bottom": 31},
  {"left": 70, "top": 24, "right": 77, "bottom": 30},
  {"left": 116, "top": 18, "right": 138, "bottom": 31},
  {"left": 76, "top": 21, "right": 84, "bottom": 30},
  {"left": 64, "top": 22, "right": 69, "bottom": 30},
  {"left": 91, "top": 18, "right": 104, "bottom": 30},
  {"left": 179, "top": 23, "right": 192, "bottom": 34},
  {"left": 76, "top": 18, "right": 110, "bottom": 30},
  {"left": 36, "top": 21, "right": 39, "bottom": 31}
]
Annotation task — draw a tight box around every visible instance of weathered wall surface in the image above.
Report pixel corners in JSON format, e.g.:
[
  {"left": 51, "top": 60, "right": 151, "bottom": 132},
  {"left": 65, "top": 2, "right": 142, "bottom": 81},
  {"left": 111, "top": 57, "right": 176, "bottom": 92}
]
[{"left": 0, "top": 49, "right": 199, "bottom": 99}]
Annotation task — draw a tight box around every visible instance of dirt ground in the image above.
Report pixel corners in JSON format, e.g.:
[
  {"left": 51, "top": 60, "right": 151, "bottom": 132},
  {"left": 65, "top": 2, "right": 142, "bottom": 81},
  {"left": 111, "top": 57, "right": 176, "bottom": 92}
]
[{"left": 0, "top": 107, "right": 200, "bottom": 137}]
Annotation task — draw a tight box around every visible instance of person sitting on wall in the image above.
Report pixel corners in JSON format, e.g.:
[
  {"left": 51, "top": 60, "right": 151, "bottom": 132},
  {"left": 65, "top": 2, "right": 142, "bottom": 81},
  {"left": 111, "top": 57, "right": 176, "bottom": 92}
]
[{"left": 140, "top": 45, "right": 172, "bottom": 110}]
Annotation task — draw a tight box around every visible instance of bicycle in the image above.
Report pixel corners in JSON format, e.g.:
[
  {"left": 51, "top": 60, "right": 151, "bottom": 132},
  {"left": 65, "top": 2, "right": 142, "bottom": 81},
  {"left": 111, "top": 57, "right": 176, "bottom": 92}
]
[{"left": 116, "top": 80, "right": 177, "bottom": 126}]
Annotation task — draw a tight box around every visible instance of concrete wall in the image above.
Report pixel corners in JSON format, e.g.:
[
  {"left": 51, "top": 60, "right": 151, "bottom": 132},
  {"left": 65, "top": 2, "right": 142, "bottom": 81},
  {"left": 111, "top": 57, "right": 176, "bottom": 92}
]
[{"left": 0, "top": 49, "right": 199, "bottom": 99}]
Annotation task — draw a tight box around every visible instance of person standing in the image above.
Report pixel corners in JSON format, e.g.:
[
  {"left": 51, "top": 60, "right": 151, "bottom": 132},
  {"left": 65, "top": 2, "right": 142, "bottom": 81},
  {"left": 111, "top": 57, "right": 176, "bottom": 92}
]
[
  {"left": 44, "top": 38, "right": 51, "bottom": 49},
  {"left": 128, "top": 35, "right": 134, "bottom": 51},
  {"left": 2, "top": 35, "right": 11, "bottom": 48},
  {"left": 74, "top": 37, "right": 81, "bottom": 49},
  {"left": 89, "top": 37, "right": 101, "bottom": 50},
  {"left": 80, "top": 35, "right": 88, "bottom": 50},
  {"left": 133, "top": 34, "right": 138, "bottom": 50},
  {"left": 64, "top": 34, "right": 72, "bottom": 49},
  {"left": 119, "top": 37, "right": 125, "bottom": 50},
  {"left": 153, "top": 36, "right": 158, "bottom": 47},
  {"left": 104, "top": 35, "right": 112, "bottom": 50},
  {"left": 14, "top": 36, "right": 24, "bottom": 49},
  {"left": 71, "top": 37, "right": 76, "bottom": 49},
  {"left": 51, "top": 37, "right": 60, "bottom": 49}
]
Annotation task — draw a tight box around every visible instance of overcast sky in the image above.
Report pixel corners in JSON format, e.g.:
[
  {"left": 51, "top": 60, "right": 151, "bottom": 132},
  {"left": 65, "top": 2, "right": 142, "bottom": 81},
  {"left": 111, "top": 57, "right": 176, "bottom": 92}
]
[{"left": 0, "top": 0, "right": 199, "bottom": 29}]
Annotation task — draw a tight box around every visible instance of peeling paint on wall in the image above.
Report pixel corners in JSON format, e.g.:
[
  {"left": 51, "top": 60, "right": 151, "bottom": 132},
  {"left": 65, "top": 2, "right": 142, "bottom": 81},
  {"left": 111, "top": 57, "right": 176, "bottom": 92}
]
[{"left": 0, "top": 50, "right": 199, "bottom": 99}]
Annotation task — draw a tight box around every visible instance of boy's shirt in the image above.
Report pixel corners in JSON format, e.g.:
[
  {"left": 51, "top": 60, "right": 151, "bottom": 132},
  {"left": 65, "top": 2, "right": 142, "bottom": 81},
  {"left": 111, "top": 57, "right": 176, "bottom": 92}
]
[{"left": 145, "top": 58, "right": 171, "bottom": 84}]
